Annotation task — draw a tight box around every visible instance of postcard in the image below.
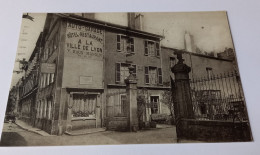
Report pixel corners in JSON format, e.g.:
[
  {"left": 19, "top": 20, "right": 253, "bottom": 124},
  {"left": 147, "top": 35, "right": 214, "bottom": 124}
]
[{"left": 0, "top": 12, "right": 252, "bottom": 146}]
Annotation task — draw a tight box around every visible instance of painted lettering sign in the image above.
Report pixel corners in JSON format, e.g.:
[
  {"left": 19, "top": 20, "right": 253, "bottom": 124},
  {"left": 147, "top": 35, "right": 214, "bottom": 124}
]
[
  {"left": 41, "top": 63, "right": 56, "bottom": 73},
  {"left": 65, "top": 22, "right": 104, "bottom": 60}
]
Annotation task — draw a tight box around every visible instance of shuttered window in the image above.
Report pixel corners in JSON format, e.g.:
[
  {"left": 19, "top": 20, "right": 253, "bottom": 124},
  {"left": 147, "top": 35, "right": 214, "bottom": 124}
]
[
  {"left": 130, "top": 37, "right": 135, "bottom": 53},
  {"left": 117, "top": 35, "right": 121, "bottom": 52},
  {"left": 132, "top": 65, "right": 137, "bottom": 78},
  {"left": 156, "top": 42, "right": 160, "bottom": 57},
  {"left": 117, "top": 35, "right": 135, "bottom": 53},
  {"left": 116, "top": 63, "right": 121, "bottom": 82},
  {"left": 144, "top": 40, "right": 148, "bottom": 56},
  {"left": 144, "top": 40, "right": 161, "bottom": 57},
  {"left": 158, "top": 68, "right": 163, "bottom": 85},
  {"left": 115, "top": 63, "right": 136, "bottom": 83},
  {"left": 145, "top": 66, "right": 149, "bottom": 84}
]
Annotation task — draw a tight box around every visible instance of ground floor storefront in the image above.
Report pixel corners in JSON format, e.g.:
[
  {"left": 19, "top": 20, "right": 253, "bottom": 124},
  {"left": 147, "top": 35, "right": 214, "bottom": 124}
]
[{"left": 16, "top": 86, "right": 172, "bottom": 135}]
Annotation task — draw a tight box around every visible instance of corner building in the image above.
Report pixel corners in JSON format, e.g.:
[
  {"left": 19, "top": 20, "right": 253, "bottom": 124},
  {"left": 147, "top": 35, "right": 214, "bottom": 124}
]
[{"left": 35, "top": 13, "right": 171, "bottom": 135}]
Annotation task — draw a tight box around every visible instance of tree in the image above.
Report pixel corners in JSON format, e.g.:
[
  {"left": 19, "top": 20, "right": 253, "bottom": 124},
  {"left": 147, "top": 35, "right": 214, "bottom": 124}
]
[
  {"left": 6, "top": 92, "right": 16, "bottom": 114},
  {"left": 161, "top": 90, "right": 174, "bottom": 117}
]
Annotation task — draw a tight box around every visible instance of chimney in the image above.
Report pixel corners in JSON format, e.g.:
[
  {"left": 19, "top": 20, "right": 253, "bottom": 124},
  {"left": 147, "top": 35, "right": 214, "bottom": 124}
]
[
  {"left": 184, "top": 31, "right": 195, "bottom": 53},
  {"left": 128, "top": 13, "right": 144, "bottom": 31},
  {"left": 82, "top": 13, "right": 95, "bottom": 20}
]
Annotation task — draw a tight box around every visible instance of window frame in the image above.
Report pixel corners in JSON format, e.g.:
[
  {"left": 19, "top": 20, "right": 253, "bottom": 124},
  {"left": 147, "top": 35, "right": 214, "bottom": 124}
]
[
  {"left": 144, "top": 40, "right": 160, "bottom": 57},
  {"left": 115, "top": 62, "right": 137, "bottom": 84},
  {"left": 150, "top": 96, "right": 160, "bottom": 114},
  {"left": 114, "top": 94, "right": 127, "bottom": 117},
  {"left": 117, "top": 34, "right": 135, "bottom": 53}
]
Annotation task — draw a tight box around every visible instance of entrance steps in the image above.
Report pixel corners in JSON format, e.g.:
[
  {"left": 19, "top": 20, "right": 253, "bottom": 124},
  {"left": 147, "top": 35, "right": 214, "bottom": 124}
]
[{"left": 65, "top": 128, "right": 106, "bottom": 136}]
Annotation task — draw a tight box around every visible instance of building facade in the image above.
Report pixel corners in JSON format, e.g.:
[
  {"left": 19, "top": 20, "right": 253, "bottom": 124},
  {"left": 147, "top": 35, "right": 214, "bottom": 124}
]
[{"left": 13, "top": 13, "right": 237, "bottom": 135}]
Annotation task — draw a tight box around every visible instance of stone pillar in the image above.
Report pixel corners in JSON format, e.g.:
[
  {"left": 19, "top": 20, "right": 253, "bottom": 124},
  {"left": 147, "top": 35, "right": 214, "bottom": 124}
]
[
  {"left": 171, "top": 51, "right": 194, "bottom": 140},
  {"left": 125, "top": 65, "right": 138, "bottom": 132}
]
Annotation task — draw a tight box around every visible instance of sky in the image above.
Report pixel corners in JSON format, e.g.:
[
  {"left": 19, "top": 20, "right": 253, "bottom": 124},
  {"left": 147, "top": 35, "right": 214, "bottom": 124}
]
[
  {"left": 95, "top": 11, "right": 234, "bottom": 52},
  {"left": 11, "top": 13, "right": 46, "bottom": 87},
  {"left": 11, "top": 12, "right": 234, "bottom": 87}
]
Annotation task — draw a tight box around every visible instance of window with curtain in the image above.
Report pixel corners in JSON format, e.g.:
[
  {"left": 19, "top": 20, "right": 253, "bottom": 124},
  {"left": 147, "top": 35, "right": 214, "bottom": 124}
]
[{"left": 72, "top": 94, "right": 97, "bottom": 118}]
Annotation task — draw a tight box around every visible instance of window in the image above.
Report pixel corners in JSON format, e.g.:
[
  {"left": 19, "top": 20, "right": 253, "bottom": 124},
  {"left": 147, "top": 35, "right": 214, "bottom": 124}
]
[
  {"left": 72, "top": 94, "right": 97, "bottom": 118},
  {"left": 117, "top": 34, "right": 134, "bottom": 53},
  {"left": 54, "top": 35, "right": 58, "bottom": 50},
  {"left": 150, "top": 96, "right": 159, "bottom": 114},
  {"left": 115, "top": 63, "right": 136, "bottom": 83},
  {"left": 144, "top": 66, "right": 163, "bottom": 85},
  {"left": 144, "top": 40, "right": 160, "bottom": 57},
  {"left": 50, "top": 73, "right": 55, "bottom": 83},
  {"left": 46, "top": 73, "right": 50, "bottom": 86},
  {"left": 47, "top": 100, "right": 52, "bottom": 119},
  {"left": 206, "top": 67, "right": 213, "bottom": 79},
  {"left": 115, "top": 94, "right": 127, "bottom": 117},
  {"left": 43, "top": 100, "right": 47, "bottom": 118},
  {"left": 170, "top": 57, "right": 176, "bottom": 69}
]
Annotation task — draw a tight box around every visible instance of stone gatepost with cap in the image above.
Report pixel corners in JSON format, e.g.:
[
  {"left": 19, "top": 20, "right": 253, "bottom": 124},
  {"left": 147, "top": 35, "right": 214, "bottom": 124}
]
[
  {"left": 125, "top": 65, "right": 138, "bottom": 132},
  {"left": 171, "top": 50, "right": 194, "bottom": 140}
]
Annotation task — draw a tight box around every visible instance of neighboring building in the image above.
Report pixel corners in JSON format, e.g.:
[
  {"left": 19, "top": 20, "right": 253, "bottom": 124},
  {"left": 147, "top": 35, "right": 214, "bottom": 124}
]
[
  {"left": 217, "top": 48, "right": 235, "bottom": 60},
  {"left": 17, "top": 33, "right": 43, "bottom": 126},
  {"left": 12, "top": 13, "right": 236, "bottom": 135}
]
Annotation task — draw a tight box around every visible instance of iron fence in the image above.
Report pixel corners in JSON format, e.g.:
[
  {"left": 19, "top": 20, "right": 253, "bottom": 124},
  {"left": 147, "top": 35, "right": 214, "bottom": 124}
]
[{"left": 190, "top": 71, "right": 248, "bottom": 121}]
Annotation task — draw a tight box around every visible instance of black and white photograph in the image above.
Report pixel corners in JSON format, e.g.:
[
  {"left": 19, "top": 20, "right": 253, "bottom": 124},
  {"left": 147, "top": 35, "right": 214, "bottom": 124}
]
[{"left": 0, "top": 11, "right": 254, "bottom": 146}]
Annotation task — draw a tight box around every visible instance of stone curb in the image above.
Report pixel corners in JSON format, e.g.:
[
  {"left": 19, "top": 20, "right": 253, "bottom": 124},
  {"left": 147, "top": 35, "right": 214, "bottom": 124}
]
[{"left": 14, "top": 121, "right": 54, "bottom": 137}]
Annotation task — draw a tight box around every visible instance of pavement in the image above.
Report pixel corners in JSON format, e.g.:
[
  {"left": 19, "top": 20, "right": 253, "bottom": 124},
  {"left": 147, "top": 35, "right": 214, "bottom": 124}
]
[
  {"left": 14, "top": 120, "right": 54, "bottom": 137},
  {"left": 0, "top": 121, "right": 204, "bottom": 146}
]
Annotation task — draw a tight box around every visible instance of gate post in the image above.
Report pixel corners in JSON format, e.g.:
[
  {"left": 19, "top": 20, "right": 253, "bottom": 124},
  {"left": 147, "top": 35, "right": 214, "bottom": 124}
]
[
  {"left": 171, "top": 51, "right": 194, "bottom": 140},
  {"left": 125, "top": 65, "right": 138, "bottom": 131}
]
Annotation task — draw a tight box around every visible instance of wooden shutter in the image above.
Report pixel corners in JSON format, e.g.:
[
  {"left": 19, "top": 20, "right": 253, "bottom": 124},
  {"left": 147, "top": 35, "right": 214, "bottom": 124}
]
[
  {"left": 115, "top": 63, "right": 121, "bottom": 83},
  {"left": 156, "top": 42, "right": 160, "bottom": 57},
  {"left": 158, "top": 68, "right": 163, "bottom": 85},
  {"left": 144, "top": 40, "right": 148, "bottom": 56},
  {"left": 130, "top": 37, "right": 134, "bottom": 53},
  {"left": 117, "top": 35, "right": 121, "bottom": 52},
  {"left": 132, "top": 65, "right": 137, "bottom": 78},
  {"left": 145, "top": 66, "right": 149, "bottom": 84}
]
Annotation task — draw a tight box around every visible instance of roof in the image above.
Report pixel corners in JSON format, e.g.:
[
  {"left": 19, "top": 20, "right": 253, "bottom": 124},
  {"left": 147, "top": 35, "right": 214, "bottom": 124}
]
[
  {"left": 161, "top": 46, "right": 233, "bottom": 62},
  {"left": 55, "top": 13, "right": 164, "bottom": 40}
]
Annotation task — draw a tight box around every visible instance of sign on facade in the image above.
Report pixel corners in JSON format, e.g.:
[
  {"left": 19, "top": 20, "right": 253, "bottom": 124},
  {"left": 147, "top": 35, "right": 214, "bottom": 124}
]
[
  {"left": 65, "top": 22, "right": 104, "bottom": 61},
  {"left": 41, "top": 63, "right": 56, "bottom": 73}
]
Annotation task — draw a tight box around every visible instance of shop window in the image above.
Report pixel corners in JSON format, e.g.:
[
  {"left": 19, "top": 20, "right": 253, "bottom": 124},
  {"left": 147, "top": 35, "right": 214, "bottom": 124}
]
[
  {"left": 115, "top": 63, "right": 136, "bottom": 83},
  {"left": 115, "top": 94, "right": 127, "bottom": 117},
  {"left": 150, "top": 96, "right": 159, "bottom": 114},
  {"left": 117, "top": 34, "right": 134, "bottom": 53},
  {"left": 144, "top": 66, "right": 163, "bottom": 85},
  {"left": 72, "top": 94, "right": 97, "bottom": 118},
  {"left": 144, "top": 40, "right": 160, "bottom": 57}
]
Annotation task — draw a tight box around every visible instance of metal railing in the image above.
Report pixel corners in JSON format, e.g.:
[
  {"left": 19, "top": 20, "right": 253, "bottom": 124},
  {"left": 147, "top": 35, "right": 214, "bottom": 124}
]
[{"left": 190, "top": 71, "right": 248, "bottom": 121}]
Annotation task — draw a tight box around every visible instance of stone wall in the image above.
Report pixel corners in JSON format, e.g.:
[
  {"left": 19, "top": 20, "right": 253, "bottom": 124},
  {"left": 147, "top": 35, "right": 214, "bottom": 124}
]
[{"left": 179, "top": 119, "right": 252, "bottom": 142}]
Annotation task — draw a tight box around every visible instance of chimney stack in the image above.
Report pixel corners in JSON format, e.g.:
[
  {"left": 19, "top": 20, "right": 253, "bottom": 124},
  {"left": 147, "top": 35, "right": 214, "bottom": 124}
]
[{"left": 128, "top": 13, "right": 144, "bottom": 31}]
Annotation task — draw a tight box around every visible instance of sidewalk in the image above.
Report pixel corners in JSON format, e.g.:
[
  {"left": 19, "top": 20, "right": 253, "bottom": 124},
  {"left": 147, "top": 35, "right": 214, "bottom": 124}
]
[{"left": 15, "top": 120, "right": 54, "bottom": 137}]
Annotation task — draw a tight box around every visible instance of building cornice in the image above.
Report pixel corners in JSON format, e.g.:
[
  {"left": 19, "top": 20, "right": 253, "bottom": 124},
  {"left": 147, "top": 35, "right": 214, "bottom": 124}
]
[{"left": 56, "top": 13, "right": 164, "bottom": 41}]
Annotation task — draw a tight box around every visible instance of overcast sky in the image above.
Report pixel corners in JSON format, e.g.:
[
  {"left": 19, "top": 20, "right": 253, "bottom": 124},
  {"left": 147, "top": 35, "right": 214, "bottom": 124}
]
[
  {"left": 12, "top": 12, "right": 234, "bottom": 86},
  {"left": 95, "top": 11, "right": 234, "bottom": 52}
]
